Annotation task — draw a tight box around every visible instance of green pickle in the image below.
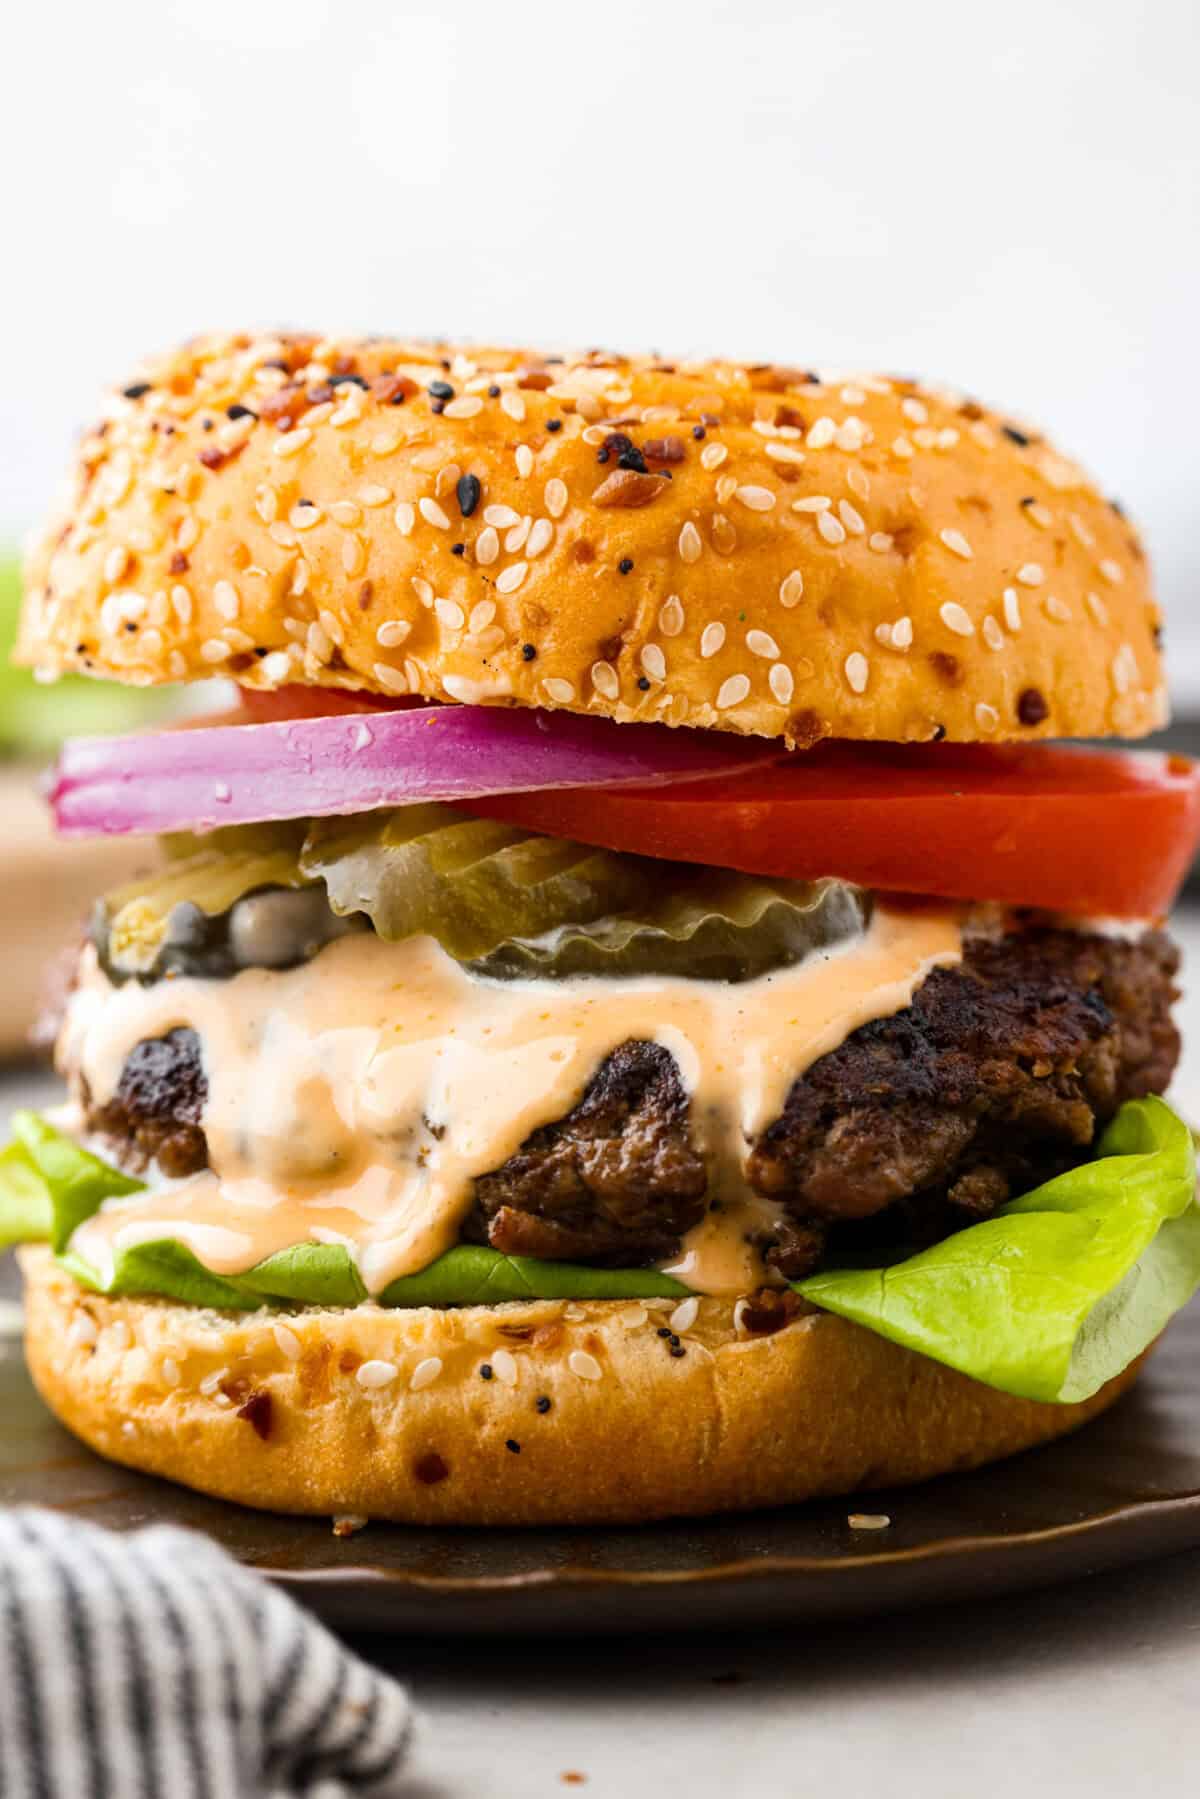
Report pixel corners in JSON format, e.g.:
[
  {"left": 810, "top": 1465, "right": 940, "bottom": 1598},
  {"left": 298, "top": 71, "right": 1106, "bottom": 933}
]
[{"left": 95, "top": 805, "right": 867, "bottom": 984}]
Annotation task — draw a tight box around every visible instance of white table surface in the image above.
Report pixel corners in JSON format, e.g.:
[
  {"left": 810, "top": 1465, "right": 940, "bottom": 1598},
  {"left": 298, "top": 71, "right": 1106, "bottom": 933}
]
[{"left": 5, "top": 915, "right": 1200, "bottom": 1797}]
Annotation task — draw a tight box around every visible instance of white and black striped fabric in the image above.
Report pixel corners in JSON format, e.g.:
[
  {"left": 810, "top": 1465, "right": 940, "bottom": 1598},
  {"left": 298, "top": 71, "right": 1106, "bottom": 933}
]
[{"left": 0, "top": 1508, "right": 413, "bottom": 1798}]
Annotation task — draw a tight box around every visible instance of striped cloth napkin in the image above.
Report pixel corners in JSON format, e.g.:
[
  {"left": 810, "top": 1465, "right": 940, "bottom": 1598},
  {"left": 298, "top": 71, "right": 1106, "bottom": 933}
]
[{"left": 0, "top": 1508, "right": 413, "bottom": 1798}]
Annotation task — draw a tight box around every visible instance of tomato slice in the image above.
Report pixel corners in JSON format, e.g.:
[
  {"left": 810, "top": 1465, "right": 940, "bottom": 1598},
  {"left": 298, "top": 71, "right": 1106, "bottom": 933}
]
[{"left": 461, "top": 742, "right": 1200, "bottom": 919}]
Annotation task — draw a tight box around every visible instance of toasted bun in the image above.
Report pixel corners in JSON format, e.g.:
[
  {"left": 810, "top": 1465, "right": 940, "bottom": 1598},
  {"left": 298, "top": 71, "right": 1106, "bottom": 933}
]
[
  {"left": 21, "top": 1247, "right": 1142, "bottom": 1526},
  {"left": 20, "top": 334, "right": 1164, "bottom": 746}
]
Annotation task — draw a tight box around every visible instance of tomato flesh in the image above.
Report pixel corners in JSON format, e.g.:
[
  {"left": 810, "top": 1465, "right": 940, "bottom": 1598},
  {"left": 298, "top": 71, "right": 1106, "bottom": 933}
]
[{"left": 462, "top": 742, "right": 1200, "bottom": 919}]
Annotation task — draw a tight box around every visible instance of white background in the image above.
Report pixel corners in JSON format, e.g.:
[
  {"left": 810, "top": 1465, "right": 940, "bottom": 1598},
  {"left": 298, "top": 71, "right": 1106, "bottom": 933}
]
[{"left": 2, "top": 0, "right": 1198, "bottom": 695}]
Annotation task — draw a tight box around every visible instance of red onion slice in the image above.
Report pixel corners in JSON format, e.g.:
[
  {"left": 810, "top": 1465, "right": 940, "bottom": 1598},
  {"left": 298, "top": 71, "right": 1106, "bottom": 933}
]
[{"left": 49, "top": 705, "right": 778, "bottom": 837}]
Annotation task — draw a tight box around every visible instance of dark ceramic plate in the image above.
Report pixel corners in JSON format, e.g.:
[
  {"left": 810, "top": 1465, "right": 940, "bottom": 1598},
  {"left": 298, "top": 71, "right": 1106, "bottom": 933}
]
[{"left": 3, "top": 1300, "right": 1199, "bottom": 1636}]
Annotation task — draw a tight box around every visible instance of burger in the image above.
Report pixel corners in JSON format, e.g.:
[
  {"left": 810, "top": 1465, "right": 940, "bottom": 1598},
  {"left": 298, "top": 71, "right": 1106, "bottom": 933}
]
[{"left": 3, "top": 333, "right": 1199, "bottom": 1527}]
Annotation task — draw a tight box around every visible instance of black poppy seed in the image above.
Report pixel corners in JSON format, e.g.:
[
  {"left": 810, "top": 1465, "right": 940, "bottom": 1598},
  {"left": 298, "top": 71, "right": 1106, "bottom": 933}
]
[
  {"left": 657, "top": 1327, "right": 672, "bottom": 1338},
  {"left": 668, "top": 1333, "right": 680, "bottom": 1347},
  {"left": 1110, "top": 496, "right": 1126, "bottom": 518},
  {"left": 618, "top": 557, "right": 634, "bottom": 574},
  {"left": 637, "top": 676, "right": 651, "bottom": 691},
  {"left": 536, "top": 1395, "right": 552, "bottom": 1414},
  {"left": 480, "top": 1363, "right": 494, "bottom": 1381},
  {"left": 441, "top": 357, "right": 452, "bottom": 371},
  {"left": 597, "top": 447, "right": 611, "bottom": 464},
  {"left": 456, "top": 472, "right": 482, "bottom": 518},
  {"left": 122, "top": 382, "right": 151, "bottom": 399},
  {"left": 505, "top": 1439, "right": 521, "bottom": 1454},
  {"left": 329, "top": 373, "right": 368, "bottom": 389},
  {"left": 226, "top": 403, "right": 256, "bottom": 421},
  {"left": 521, "top": 643, "right": 537, "bottom": 661},
  {"left": 546, "top": 418, "right": 563, "bottom": 433},
  {"left": 692, "top": 425, "right": 706, "bottom": 440},
  {"left": 428, "top": 379, "right": 455, "bottom": 401},
  {"left": 1002, "top": 424, "right": 1031, "bottom": 447},
  {"left": 669, "top": 1345, "right": 686, "bottom": 1358},
  {"left": 487, "top": 383, "right": 501, "bottom": 398},
  {"left": 1019, "top": 496, "right": 1036, "bottom": 508},
  {"left": 201, "top": 417, "right": 214, "bottom": 431},
  {"left": 451, "top": 542, "right": 465, "bottom": 556}
]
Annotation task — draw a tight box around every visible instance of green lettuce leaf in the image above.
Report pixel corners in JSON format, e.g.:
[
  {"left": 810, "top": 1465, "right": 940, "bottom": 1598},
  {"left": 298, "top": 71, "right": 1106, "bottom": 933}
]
[
  {"left": 797, "top": 1096, "right": 1200, "bottom": 1403},
  {"left": 2, "top": 1103, "right": 1196, "bottom": 1408}
]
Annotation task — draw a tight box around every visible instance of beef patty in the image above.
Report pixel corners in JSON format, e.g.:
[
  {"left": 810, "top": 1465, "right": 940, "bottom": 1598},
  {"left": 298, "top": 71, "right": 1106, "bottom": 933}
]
[{"left": 84, "top": 926, "right": 1181, "bottom": 1278}]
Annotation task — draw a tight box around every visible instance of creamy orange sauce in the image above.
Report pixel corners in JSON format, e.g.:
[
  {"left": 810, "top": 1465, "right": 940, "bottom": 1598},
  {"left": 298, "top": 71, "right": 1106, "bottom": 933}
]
[{"left": 63, "top": 905, "right": 962, "bottom": 1297}]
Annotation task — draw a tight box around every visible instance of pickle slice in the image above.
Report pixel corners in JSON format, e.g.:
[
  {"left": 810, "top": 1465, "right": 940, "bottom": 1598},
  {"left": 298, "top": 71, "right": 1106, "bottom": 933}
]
[
  {"left": 99, "top": 839, "right": 313, "bottom": 978},
  {"left": 471, "top": 875, "right": 868, "bottom": 983},
  {"left": 300, "top": 804, "right": 670, "bottom": 963}
]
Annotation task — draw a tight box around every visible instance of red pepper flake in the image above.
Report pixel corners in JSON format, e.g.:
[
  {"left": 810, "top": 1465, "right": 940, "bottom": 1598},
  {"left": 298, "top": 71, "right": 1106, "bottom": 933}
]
[
  {"left": 592, "top": 470, "right": 671, "bottom": 509},
  {"left": 236, "top": 1390, "right": 273, "bottom": 1440},
  {"left": 372, "top": 373, "right": 418, "bottom": 405},
  {"left": 198, "top": 442, "right": 246, "bottom": 472},
  {"left": 517, "top": 368, "right": 554, "bottom": 390},
  {"left": 259, "top": 386, "right": 308, "bottom": 428},
  {"left": 414, "top": 1452, "right": 449, "bottom": 1485},
  {"left": 642, "top": 435, "right": 686, "bottom": 464}
]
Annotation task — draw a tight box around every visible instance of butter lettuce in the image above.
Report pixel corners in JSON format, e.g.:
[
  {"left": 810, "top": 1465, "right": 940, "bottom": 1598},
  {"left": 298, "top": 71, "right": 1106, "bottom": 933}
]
[
  {"left": 797, "top": 1097, "right": 1200, "bottom": 1403},
  {"left": 1, "top": 1100, "right": 1197, "bottom": 1405}
]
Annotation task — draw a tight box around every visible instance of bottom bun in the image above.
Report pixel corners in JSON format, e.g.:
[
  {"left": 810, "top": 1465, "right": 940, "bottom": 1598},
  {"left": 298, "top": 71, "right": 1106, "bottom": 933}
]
[{"left": 20, "top": 1247, "right": 1144, "bottom": 1526}]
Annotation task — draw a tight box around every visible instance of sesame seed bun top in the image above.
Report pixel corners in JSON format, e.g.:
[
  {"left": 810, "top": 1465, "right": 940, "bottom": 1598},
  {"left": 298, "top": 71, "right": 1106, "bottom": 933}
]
[{"left": 18, "top": 331, "right": 1166, "bottom": 745}]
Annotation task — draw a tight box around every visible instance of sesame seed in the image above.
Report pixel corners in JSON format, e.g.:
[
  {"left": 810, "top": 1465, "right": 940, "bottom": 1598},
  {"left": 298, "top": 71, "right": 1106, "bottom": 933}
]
[
  {"left": 355, "top": 1359, "right": 398, "bottom": 1390},
  {"left": 641, "top": 644, "right": 667, "bottom": 682},
  {"left": 1099, "top": 558, "right": 1124, "bottom": 584},
  {"left": 505, "top": 517, "right": 531, "bottom": 553},
  {"left": 200, "top": 639, "right": 232, "bottom": 664},
  {"left": 659, "top": 595, "right": 685, "bottom": 637},
  {"left": 475, "top": 525, "right": 500, "bottom": 565},
  {"left": 939, "top": 601, "right": 974, "bottom": 637},
  {"left": 341, "top": 536, "right": 365, "bottom": 576},
  {"left": 746, "top": 629, "right": 779, "bottom": 659},
  {"left": 975, "top": 702, "right": 999, "bottom": 732},
  {"left": 544, "top": 478, "right": 568, "bottom": 519},
  {"left": 527, "top": 518, "right": 554, "bottom": 558},
  {"left": 261, "top": 650, "right": 291, "bottom": 683},
  {"left": 483, "top": 504, "right": 519, "bottom": 529},
  {"left": 891, "top": 435, "right": 914, "bottom": 458},
  {"left": 103, "top": 545, "right": 129, "bottom": 584},
  {"left": 891, "top": 616, "right": 913, "bottom": 650},
  {"left": 1003, "top": 588, "right": 1022, "bottom": 632},
  {"left": 268, "top": 522, "right": 298, "bottom": 549},
  {"left": 769, "top": 663, "right": 794, "bottom": 704},
  {"left": 443, "top": 395, "right": 483, "bottom": 420},
  {"left": 1068, "top": 513, "right": 1096, "bottom": 549},
  {"left": 779, "top": 570, "right": 805, "bottom": 608},
  {"left": 817, "top": 510, "right": 847, "bottom": 545},
  {"left": 868, "top": 532, "right": 894, "bottom": 553},
  {"left": 393, "top": 502, "right": 415, "bottom": 536},
  {"left": 1086, "top": 592, "right": 1109, "bottom": 627},
  {"left": 669, "top": 1297, "right": 700, "bottom": 1334},
  {"left": 213, "top": 579, "right": 239, "bottom": 620},
  {"left": 1045, "top": 596, "right": 1072, "bottom": 623},
  {"left": 170, "top": 586, "right": 193, "bottom": 624},
  {"left": 844, "top": 651, "right": 869, "bottom": 694},
  {"left": 901, "top": 397, "right": 928, "bottom": 424},
  {"left": 716, "top": 673, "right": 751, "bottom": 710},
  {"left": 939, "top": 528, "right": 973, "bottom": 560},
  {"left": 419, "top": 497, "right": 451, "bottom": 530},
  {"left": 715, "top": 474, "right": 737, "bottom": 506},
  {"left": 273, "top": 1322, "right": 303, "bottom": 1361},
  {"left": 307, "top": 621, "right": 333, "bottom": 663},
  {"left": 67, "top": 1312, "right": 98, "bottom": 1349},
  {"left": 1025, "top": 501, "right": 1054, "bottom": 529},
  {"left": 496, "top": 561, "right": 528, "bottom": 595},
  {"left": 489, "top": 1348, "right": 518, "bottom": 1386},
  {"left": 1112, "top": 644, "right": 1138, "bottom": 694},
  {"left": 500, "top": 390, "right": 526, "bottom": 421},
  {"left": 410, "top": 1355, "right": 443, "bottom": 1392},
  {"left": 806, "top": 416, "right": 836, "bottom": 449},
  {"left": 289, "top": 503, "right": 322, "bottom": 530},
  {"left": 435, "top": 598, "right": 465, "bottom": 629},
  {"left": 272, "top": 427, "right": 311, "bottom": 458},
  {"left": 874, "top": 623, "right": 893, "bottom": 648},
  {"left": 591, "top": 660, "right": 619, "bottom": 699},
  {"left": 847, "top": 466, "right": 871, "bottom": 501},
  {"left": 735, "top": 484, "right": 776, "bottom": 512},
  {"left": 161, "top": 1357, "right": 181, "bottom": 1387},
  {"left": 319, "top": 608, "right": 344, "bottom": 646},
  {"left": 700, "top": 622, "right": 726, "bottom": 658},
  {"left": 515, "top": 444, "right": 534, "bottom": 477},
  {"left": 411, "top": 576, "right": 434, "bottom": 608},
  {"left": 1016, "top": 563, "right": 1044, "bottom": 586},
  {"left": 568, "top": 1350, "right": 603, "bottom": 1381},
  {"left": 373, "top": 662, "right": 409, "bottom": 693},
  {"left": 543, "top": 677, "right": 575, "bottom": 704},
  {"left": 358, "top": 483, "right": 393, "bottom": 507},
  {"left": 982, "top": 615, "right": 1004, "bottom": 650},
  {"left": 701, "top": 441, "right": 728, "bottom": 470},
  {"left": 678, "top": 521, "right": 703, "bottom": 563},
  {"left": 792, "top": 495, "right": 831, "bottom": 513},
  {"left": 765, "top": 441, "right": 807, "bottom": 466},
  {"left": 469, "top": 600, "right": 496, "bottom": 633}
]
